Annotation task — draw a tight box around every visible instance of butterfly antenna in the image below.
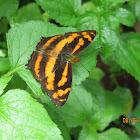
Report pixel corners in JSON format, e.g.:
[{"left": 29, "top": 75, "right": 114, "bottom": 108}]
[
  {"left": 79, "top": 61, "right": 91, "bottom": 73},
  {"left": 77, "top": 46, "right": 103, "bottom": 73}
]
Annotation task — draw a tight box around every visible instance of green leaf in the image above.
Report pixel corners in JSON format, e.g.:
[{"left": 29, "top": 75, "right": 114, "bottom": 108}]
[
  {"left": 83, "top": 79, "right": 106, "bottom": 111},
  {"left": 83, "top": 79, "right": 133, "bottom": 130},
  {"left": 0, "top": 57, "right": 10, "bottom": 72},
  {"left": 92, "top": 0, "right": 129, "bottom": 10},
  {"left": 100, "top": 128, "right": 130, "bottom": 140},
  {"left": 46, "top": 107, "right": 71, "bottom": 140},
  {"left": 0, "top": 89, "right": 63, "bottom": 140},
  {"left": 106, "top": 87, "right": 133, "bottom": 116},
  {"left": 35, "top": 0, "right": 81, "bottom": 26},
  {"left": 79, "top": 123, "right": 98, "bottom": 140},
  {"left": 45, "top": 84, "right": 93, "bottom": 127},
  {"left": 18, "top": 69, "right": 45, "bottom": 98},
  {"left": 79, "top": 124, "right": 130, "bottom": 140},
  {"left": 76, "top": 11, "right": 98, "bottom": 30},
  {"left": 0, "top": 0, "right": 19, "bottom": 19},
  {"left": 4, "top": 73, "right": 26, "bottom": 92},
  {"left": 10, "top": 3, "right": 42, "bottom": 25},
  {"left": 133, "top": 103, "right": 140, "bottom": 134},
  {"left": 135, "top": 0, "right": 140, "bottom": 21},
  {"left": 88, "top": 67, "right": 105, "bottom": 81},
  {"left": 90, "top": 88, "right": 133, "bottom": 130},
  {"left": 116, "top": 8, "right": 135, "bottom": 26},
  {"left": 0, "top": 76, "right": 12, "bottom": 95},
  {"left": 0, "top": 49, "right": 7, "bottom": 57},
  {"left": 42, "top": 12, "right": 51, "bottom": 22},
  {"left": 114, "top": 32, "right": 140, "bottom": 81},
  {"left": 81, "top": 1, "right": 97, "bottom": 14},
  {"left": 72, "top": 46, "right": 98, "bottom": 86},
  {"left": 99, "top": 12, "right": 119, "bottom": 56},
  {"left": 7, "top": 20, "right": 76, "bottom": 69}
]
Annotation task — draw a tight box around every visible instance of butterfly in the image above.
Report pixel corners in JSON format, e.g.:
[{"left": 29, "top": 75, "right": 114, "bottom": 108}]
[{"left": 26, "top": 30, "right": 96, "bottom": 107}]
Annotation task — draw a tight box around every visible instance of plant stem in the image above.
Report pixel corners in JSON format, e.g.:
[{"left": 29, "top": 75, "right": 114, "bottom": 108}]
[{"left": 1, "top": 65, "right": 24, "bottom": 79}]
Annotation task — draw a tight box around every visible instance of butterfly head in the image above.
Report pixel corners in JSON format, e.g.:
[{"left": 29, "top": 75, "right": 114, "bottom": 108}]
[{"left": 61, "top": 53, "right": 80, "bottom": 63}]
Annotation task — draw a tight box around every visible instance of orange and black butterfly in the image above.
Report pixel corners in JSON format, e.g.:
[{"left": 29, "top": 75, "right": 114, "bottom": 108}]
[{"left": 26, "top": 30, "right": 96, "bottom": 107}]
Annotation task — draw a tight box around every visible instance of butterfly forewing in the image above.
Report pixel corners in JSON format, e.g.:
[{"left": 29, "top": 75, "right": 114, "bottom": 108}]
[
  {"left": 36, "top": 34, "right": 69, "bottom": 53},
  {"left": 65, "top": 30, "right": 96, "bottom": 55}
]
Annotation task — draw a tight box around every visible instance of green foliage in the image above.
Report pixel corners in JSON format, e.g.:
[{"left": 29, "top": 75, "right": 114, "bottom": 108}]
[
  {"left": 0, "top": 76, "right": 12, "bottom": 95},
  {"left": 79, "top": 127, "right": 130, "bottom": 140},
  {"left": 0, "top": 57, "right": 10, "bottom": 72},
  {"left": 0, "top": 0, "right": 19, "bottom": 19},
  {"left": 116, "top": 8, "right": 135, "bottom": 26},
  {"left": 83, "top": 80, "right": 132, "bottom": 131},
  {"left": 88, "top": 67, "right": 105, "bottom": 81},
  {"left": 0, "top": 0, "right": 140, "bottom": 139},
  {"left": 4, "top": 73, "right": 26, "bottom": 92},
  {"left": 10, "top": 3, "right": 42, "bottom": 25},
  {"left": 36, "top": 0, "right": 81, "bottom": 26},
  {"left": 114, "top": 32, "right": 140, "bottom": 81},
  {"left": 0, "top": 89, "right": 63, "bottom": 140},
  {"left": 0, "top": 49, "right": 7, "bottom": 57},
  {"left": 18, "top": 69, "right": 45, "bottom": 98}
]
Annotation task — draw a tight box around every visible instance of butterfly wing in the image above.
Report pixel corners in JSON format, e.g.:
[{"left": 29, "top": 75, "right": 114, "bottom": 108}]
[
  {"left": 65, "top": 30, "right": 96, "bottom": 55},
  {"left": 26, "top": 51, "right": 65, "bottom": 80},
  {"left": 26, "top": 30, "right": 96, "bottom": 107},
  {"left": 35, "top": 30, "right": 96, "bottom": 56},
  {"left": 26, "top": 51, "right": 72, "bottom": 107},
  {"left": 36, "top": 34, "right": 69, "bottom": 54},
  {"left": 41, "top": 62, "right": 72, "bottom": 107}
]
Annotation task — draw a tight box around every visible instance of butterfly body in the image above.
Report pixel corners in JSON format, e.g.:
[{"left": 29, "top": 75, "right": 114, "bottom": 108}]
[{"left": 26, "top": 30, "right": 96, "bottom": 107}]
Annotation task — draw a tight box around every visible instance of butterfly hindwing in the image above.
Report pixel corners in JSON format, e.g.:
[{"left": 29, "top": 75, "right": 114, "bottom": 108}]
[
  {"left": 65, "top": 30, "right": 96, "bottom": 55},
  {"left": 26, "top": 51, "right": 65, "bottom": 80},
  {"left": 40, "top": 62, "right": 72, "bottom": 107},
  {"left": 26, "top": 51, "right": 72, "bottom": 107},
  {"left": 26, "top": 51, "right": 46, "bottom": 80}
]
